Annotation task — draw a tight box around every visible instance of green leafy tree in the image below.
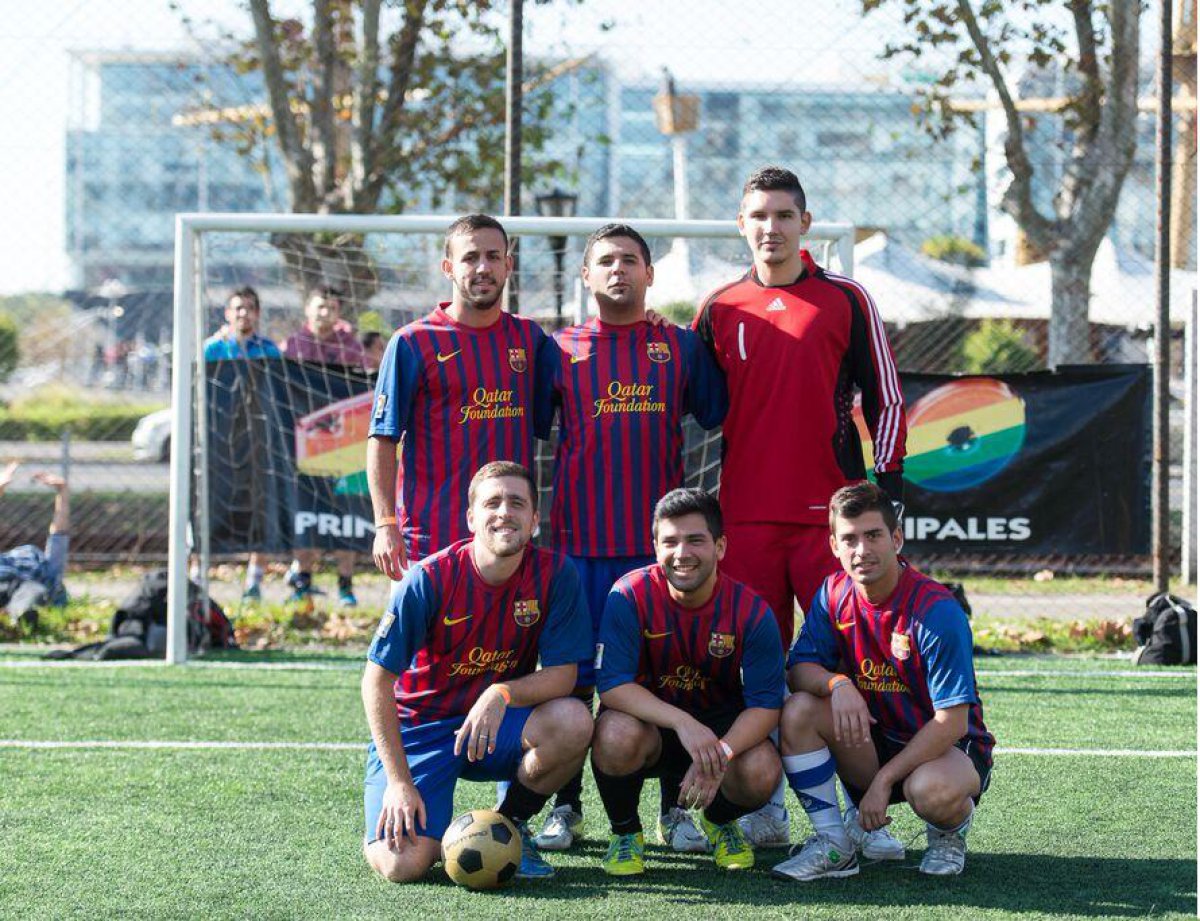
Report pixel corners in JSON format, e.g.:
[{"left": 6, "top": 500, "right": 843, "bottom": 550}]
[
  {"left": 922, "top": 234, "right": 987, "bottom": 267},
  {"left": 0, "top": 314, "right": 17, "bottom": 383},
  {"left": 962, "top": 319, "right": 1041, "bottom": 373},
  {"left": 864, "top": 0, "right": 1140, "bottom": 366}
]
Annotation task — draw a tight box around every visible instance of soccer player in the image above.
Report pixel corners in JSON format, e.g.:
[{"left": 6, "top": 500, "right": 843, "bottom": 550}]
[
  {"left": 591, "top": 488, "right": 784, "bottom": 875},
  {"left": 772, "top": 483, "right": 994, "bottom": 881},
  {"left": 361, "top": 461, "right": 593, "bottom": 883},
  {"left": 531, "top": 224, "right": 727, "bottom": 853},
  {"left": 367, "top": 214, "right": 552, "bottom": 577},
  {"left": 693, "top": 165, "right": 907, "bottom": 846},
  {"left": 202, "top": 286, "right": 281, "bottom": 602}
]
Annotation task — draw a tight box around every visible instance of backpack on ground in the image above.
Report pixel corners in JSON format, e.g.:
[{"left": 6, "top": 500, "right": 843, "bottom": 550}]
[{"left": 1133, "top": 593, "right": 1196, "bottom": 666}]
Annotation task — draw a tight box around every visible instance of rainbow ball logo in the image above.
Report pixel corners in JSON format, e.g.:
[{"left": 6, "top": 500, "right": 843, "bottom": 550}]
[{"left": 855, "top": 378, "right": 1027, "bottom": 493}]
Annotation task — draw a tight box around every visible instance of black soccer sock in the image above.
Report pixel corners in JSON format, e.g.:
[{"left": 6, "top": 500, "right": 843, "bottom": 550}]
[
  {"left": 593, "top": 766, "right": 645, "bottom": 835},
  {"left": 703, "top": 789, "right": 752, "bottom": 827},
  {"left": 553, "top": 687, "right": 594, "bottom": 811},
  {"left": 337, "top": 574, "right": 353, "bottom": 592},
  {"left": 497, "top": 777, "right": 552, "bottom": 827},
  {"left": 659, "top": 775, "right": 683, "bottom": 815}
]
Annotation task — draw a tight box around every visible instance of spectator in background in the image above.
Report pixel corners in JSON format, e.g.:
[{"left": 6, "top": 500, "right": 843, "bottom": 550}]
[
  {"left": 283, "top": 285, "right": 366, "bottom": 610},
  {"left": 204, "top": 286, "right": 281, "bottom": 603},
  {"left": 361, "top": 331, "right": 387, "bottom": 372},
  {"left": 0, "top": 462, "right": 70, "bottom": 619}
]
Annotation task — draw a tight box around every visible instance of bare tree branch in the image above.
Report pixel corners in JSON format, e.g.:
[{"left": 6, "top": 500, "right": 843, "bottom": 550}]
[
  {"left": 248, "top": 0, "right": 316, "bottom": 211},
  {"left": 956, "top": 0, "right": 1055, "bottom": 249},
  {"left": 349, "top": 0, "right": 382, "bottom": 208},
  {"left": 310, "top": 0, "right": 338, "bottom": 205},
  {"left": 1068, "top": 0, "right": 1102, "bottom": 126}
]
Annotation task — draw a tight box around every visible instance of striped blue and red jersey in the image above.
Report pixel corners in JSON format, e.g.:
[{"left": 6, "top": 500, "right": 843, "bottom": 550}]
[
  {"left": 597, "top": 565, "right": 784, "bottom": 720},
  {"left": 367, "top": 539, "right": 590, "bottom": 726},
  {"left": 789, "top": 563, "right": 994, "bottom": 761},
  {"left": 543, "top": 319, "right": 726, "bottom": 558},
  {"left": 368, "top": 305, "right": 553, "bottom": 559},
  {"left": 694, "top": 250, "right": 906, "bottom": 526}
]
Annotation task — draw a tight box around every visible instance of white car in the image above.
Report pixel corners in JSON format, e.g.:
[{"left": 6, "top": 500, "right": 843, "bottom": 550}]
[{"left": 131, "top": 408, "right": 172, "bottom": 462}]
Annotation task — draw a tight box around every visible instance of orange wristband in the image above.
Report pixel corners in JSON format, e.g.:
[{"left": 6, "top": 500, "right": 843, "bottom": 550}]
[
  {"left": 494, "top": 684, "right": 512, "bottom": 704},
  {"left": 375, "top": 516, "right": 398, "bottom": 527},
  {"left": 828, "top": 674, "right": 852, "bottom": 694},
  {"left": 718, "top": 739, "right": 735, "bottom": 760}
]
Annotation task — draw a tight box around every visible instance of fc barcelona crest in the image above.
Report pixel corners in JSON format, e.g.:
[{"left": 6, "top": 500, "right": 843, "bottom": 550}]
[
  {"left": 891, "top": 631, "right": 911, "bottom": 661},
  {"left": 508, "top": 347, "right": 528, "bottom": 373},
  {"left": 647, "top": 340, "right": 672, "bottom": 363},
  {"left": 708, "top": 632, "right": 735, "bottom": 658},
  {"left": 513, "top": 598, "right": 541, "bottom": 627}
]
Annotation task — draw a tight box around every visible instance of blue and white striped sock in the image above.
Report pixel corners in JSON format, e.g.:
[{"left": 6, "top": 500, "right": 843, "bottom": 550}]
[{"left": 783, "top": 748, "right": 848, "bottom": 843}]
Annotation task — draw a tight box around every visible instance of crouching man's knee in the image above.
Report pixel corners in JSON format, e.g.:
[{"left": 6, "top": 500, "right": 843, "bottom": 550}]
[{"left": 364, "top": 837, "right": 440, "bottom": 883}]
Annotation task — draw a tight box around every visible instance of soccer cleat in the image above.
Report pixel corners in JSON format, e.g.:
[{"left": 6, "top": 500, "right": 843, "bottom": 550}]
[
  {"left": 601, "top": 832, "right": 645, "bottom": 876},
  {"left": 843, "top": 806, "right": 906, "bottom": 861},
  {"left": 657, "top": 807, "right": 711, "bottom": 853},
  {"left": 919, "top": 820, "right": 969, "bottom": 876},
  {"left": 700, "top": 814, "right": 754, "bottom": 870},
  {"left": 736, "top": 805, "right": 791, "bottom": 848},
  {"left": 513, "top": 821, "right": 556, "bottom": 879},
  {"left": 532, "top": 804, "right": 583, "bottom": 851},
  {"left": 771, "top": 833, "right": 859, "bottom": 881},
  {"left": 337, "top": 586, "right": 358, "bottom": 608},
  {"left": 240, "top": 584, "right": 262, "bottom": 604}
]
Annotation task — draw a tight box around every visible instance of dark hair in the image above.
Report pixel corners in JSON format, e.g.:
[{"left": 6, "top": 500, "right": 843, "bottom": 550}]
[
  {"left": 361, "top": 331, "right": 384, "bottom": 351},
  {"left": 652, "top": 487, "right": 723, "bottom": 541},
  {"left": 583, "top": 223, "right": 652, "bottom": 268},
  {"left": 742, "top": 165, "right": 807, "bottom": 213},
  {"left": 468, "top": 460, "right": 537, "bottom": 509},
  {"left": 828, "top": 482, "right": 899, "bottom": 533},
  {"left": 305, "top": 283, "right": 344, "bottom": 305},
  {"left": 445, "top": 213, "right": 510, "bottom": 257},
  {"left": 228, "top": 286, "right": 260, "bottom": 311}
]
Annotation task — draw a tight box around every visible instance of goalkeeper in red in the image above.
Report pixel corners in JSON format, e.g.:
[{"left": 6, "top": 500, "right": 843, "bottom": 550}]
[
  {"left": 773, "top": 483, "right": 993, "bottom": 881},
  {"left": 693, "top": 165, "right": 907, "bottom": 847}
]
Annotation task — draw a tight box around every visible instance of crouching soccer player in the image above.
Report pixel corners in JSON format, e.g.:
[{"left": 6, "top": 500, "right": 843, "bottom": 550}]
[
  {"left": 361, "top": 462, "right": 594, "bottom": 883},
  {"left": 772, "top": 483, "right": 994, "bottom": 881},
  {"left": 591, "top": 488, "right": 784, "bottom": 874}
]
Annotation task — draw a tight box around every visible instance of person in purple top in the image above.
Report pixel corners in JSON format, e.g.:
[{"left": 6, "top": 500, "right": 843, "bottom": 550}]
[{"left": 282, "top": 285, "right": 367, "bottom": 608}]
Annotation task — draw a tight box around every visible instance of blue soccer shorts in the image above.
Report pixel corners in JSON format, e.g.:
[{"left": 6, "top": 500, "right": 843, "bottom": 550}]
[
  {"left": 569, "top": 555, "right": 655, "bottom": 689},
  {"left": 363, "top": 705, "right": 533, "bottom": 843}
]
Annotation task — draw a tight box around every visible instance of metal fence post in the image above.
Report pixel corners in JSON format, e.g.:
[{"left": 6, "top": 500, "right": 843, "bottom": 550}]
[{"left": 1184, "top": 291, "right": 1198, "bottom": 585}]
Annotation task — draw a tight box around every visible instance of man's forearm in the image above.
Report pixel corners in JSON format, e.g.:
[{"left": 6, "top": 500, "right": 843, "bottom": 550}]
[
  {"left": 49, "top": 489, "right": 69, "bottom": 534},
  {"left": 366, "top": 436, "right": 399, "bottom": 522},
  {"left": 362, "top": 663, "right": 411, "bottom": 785},
  {"left": 504, "top": 663, "right": 577, "bottom": 708},
  {"left": 600, "top": 682, "right": 692, "bottom": 731},
  {"left": 722, "top": 707, "right": 779, "bottom": 755},
  {"left": 791, "top": 662, "right": 842, "bottom": 696},
  {"left": 872, "top": 706, "right": 968, "bottom": 788}
]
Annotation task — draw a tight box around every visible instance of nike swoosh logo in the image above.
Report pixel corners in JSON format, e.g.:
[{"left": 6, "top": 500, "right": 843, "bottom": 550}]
[
  {"left": 437, "top": 349, "right": 462, "bottom": 363},
  {"left": 835, "top": 621, "right": 855, "bottom": 632},
  {"left": 443, "top": 615, "right": 472, "bottom": 626},
  {"left": 643, "top": 630, "right": 671, "bottom": 640},
  {"left": 570, "top": 353, "right": 590, "bottom": 364}
]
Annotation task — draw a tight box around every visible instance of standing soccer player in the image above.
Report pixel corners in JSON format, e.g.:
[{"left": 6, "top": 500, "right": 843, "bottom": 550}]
[
  {"left": 531, "top": 224, "right": 727, "bottom": 853},
  {"left": 772, "top": 483, "right": 993, "bottom": 881},
  {"left": 694, "top": 165, "right": 907, "bottom": 846},
  {"left": 367, "top": 214, "right": 552, "bottom": 575},
  {"left": 362, "top": 462, "right": 593, "bottom": 883},
  {"left": 591, "top": 488, "right": 784, "bottom": 875}
]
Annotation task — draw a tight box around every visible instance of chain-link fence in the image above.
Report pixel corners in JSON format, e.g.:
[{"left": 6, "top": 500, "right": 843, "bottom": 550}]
[{"left": 0, "top": 1, "right": 1195, "bottom": 629}]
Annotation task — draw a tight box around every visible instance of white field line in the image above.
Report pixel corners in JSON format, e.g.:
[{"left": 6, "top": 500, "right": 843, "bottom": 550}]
[
  {"left": 979, "top": 669, "right": 1196, "bottom": 679},
  {"left": 0, "top": 739, "right": 1192, "bottom": 757}
]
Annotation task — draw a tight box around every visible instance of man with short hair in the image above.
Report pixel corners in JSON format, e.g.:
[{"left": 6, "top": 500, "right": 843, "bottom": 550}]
[
  {"left": 591, "top": 488, "right": 784, "bottom": 875},
  {"left": 361, "top": 330, "right": 387, "bottom": 371},
  {"left": 772, "top": 482, "right": 993, "bottom": 881},
  {"left": 694, "top": 165, "right": 907, "bottom": 846},
  {"left": 203, "top": 286, "right": 281, "bottom": 601},
  {"left": 531, "top": 224, "right": 727, "bottom": 853},
  {"left": 367, "top": 214, "right": 552, "bottom": 576},
  {"left": 362, "top": 461, "right": 593, "bottom": 883}
]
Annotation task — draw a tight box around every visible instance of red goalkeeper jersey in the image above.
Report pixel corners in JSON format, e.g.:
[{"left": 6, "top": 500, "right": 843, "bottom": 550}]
[{"left": 693, "top": 250, "right": 905, "bottom": 526}]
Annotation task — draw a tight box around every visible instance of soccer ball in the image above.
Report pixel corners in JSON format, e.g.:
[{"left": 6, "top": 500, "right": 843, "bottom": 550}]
[{"left": 441, "top": 810, "right": 521, "bottom": 890}]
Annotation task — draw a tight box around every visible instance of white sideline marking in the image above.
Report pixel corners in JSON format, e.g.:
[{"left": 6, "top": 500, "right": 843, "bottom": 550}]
[
  {"left": 979, "top": 669, "right": 1195, "bottom": 679},
  {"left": 0, "top": 739, "right": 1193, "bottom": 757}
]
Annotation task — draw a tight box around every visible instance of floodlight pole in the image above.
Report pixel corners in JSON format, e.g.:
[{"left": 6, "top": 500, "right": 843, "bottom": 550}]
[{"left": 504, "top": 0, "right": 524, "bottom": 314}]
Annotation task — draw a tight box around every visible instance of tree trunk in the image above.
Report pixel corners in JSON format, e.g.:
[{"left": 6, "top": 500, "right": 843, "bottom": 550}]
[{"left": 1047, "top": 254, "right": 1094, "bottom": 367}]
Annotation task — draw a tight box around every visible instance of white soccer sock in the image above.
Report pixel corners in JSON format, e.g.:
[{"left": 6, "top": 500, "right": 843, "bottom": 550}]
[
  {"left": 783, "top": 748, "right": 847, "bottom": 843},
  {"left": 245, "top": 565, "right": 264, "bottom": 588}
]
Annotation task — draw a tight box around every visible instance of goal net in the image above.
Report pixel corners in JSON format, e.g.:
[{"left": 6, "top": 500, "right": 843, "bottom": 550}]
[{"left": 166, "top": 213, "right": 856, "bottom": 663}]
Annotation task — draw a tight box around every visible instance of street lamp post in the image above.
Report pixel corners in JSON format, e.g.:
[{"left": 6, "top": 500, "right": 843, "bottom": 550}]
[{"left": 535, "top": 188, "right": 579, "bottom": 324}]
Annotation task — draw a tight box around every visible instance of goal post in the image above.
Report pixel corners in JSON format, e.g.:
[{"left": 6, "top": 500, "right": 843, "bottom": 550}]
[{"left": 167, "top": 212, "right": 856, "bottom": 664}]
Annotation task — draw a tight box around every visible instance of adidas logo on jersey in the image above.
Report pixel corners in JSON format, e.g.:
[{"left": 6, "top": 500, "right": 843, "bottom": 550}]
[{"left": 766, "top": 297, "right": 787, "bottom": 312}]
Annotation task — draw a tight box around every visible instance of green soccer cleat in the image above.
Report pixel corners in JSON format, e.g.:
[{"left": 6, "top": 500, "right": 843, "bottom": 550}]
[
  {"left": 700, "top": 814, "right": 754, "bottom": 871},
  {"left": 601, "top": 832, "right": 645, "bottom": 876}
]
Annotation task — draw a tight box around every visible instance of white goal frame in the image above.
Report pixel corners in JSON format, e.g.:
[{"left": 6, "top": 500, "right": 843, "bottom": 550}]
[{"left": 168, "top": 213, "right": 856, "bottom": 664}]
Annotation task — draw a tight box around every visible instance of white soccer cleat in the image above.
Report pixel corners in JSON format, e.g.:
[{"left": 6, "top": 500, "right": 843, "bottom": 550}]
[
  {"left": 736, "top": 806, "right": 791, "bottom": 848},
  {"left": 771, "top": 833, "right": 859, "bottom": 882},
  {"left": 843, "top": 806, "right": 906, "bottom": 861},
  {"left": 531, "top": 804, "right": 583, "bottom": 852},
  {"left": 656, "top": 807, "right": 711, "bottom": 853},
  {"left": 919, "top": 821, "right": 969, "bottom": 876}
]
